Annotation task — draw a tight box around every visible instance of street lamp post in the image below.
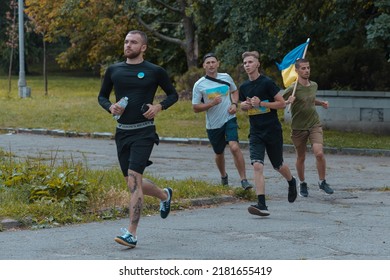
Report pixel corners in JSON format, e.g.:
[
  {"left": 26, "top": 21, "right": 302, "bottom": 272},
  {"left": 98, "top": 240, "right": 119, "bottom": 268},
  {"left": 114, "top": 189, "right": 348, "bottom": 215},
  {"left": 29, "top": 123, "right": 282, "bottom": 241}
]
[{"left": 18, "top": 0, "right": 31, "bottom": 98}]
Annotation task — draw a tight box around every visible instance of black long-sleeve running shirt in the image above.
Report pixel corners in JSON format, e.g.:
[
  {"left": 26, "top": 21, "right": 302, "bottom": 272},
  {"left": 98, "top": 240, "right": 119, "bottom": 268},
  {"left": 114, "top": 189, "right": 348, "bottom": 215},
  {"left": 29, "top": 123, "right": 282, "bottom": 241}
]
[{"left": 98, "top": 61, "right": 178, "bottom": 124}]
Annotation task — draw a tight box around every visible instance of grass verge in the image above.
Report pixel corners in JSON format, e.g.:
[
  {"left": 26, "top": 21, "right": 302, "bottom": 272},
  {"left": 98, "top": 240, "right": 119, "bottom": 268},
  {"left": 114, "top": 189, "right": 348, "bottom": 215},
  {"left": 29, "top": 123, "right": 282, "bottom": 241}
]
[{"left": 0, "top": 152, "right": 255, "bottom": 230}]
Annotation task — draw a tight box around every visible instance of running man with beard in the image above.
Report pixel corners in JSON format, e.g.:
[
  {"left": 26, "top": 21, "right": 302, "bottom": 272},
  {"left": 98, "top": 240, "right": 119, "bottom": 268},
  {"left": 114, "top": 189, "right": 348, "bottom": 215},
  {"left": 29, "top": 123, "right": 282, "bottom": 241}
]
[{"left": 98, "top": 30, "right": 178, "bottom": 248}]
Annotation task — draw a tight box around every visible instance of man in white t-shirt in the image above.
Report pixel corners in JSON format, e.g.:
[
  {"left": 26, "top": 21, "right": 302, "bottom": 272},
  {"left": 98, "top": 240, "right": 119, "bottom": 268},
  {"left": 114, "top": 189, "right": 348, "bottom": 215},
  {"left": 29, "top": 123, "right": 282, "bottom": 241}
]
[{"left": 192, "top": 53, "right": 253, "bottom": 190}]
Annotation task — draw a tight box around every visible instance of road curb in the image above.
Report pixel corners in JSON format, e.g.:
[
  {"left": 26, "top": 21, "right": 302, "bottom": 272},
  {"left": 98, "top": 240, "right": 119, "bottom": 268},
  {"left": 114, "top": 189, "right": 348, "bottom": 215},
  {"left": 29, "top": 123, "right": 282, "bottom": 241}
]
[{"left": 1, "top": 127, "right": 389, "bottom": 157}]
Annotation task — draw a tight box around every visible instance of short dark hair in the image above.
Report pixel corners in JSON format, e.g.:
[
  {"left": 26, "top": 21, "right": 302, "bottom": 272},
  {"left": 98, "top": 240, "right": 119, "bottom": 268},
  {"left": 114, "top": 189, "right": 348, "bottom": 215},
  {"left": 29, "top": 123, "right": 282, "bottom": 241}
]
[
  {"left": 202, "top": 52, "right": 218, "bottom": 63},
  {"left": 127, "top": 30, "right": 148, "bottom": 45},
  {"left": 295, "top": 58, "right": 309, "bottom": 68}
]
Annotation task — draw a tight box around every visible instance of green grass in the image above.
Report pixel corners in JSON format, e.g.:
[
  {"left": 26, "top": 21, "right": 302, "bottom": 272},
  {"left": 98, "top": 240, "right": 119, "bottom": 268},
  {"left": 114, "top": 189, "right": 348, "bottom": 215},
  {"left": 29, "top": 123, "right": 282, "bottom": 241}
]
[
  {"left": 0, "top": 152, "right": 253, "bottom": 230},
  {"left": 1, "top": 75, "right": 389, "bottom": 149}
]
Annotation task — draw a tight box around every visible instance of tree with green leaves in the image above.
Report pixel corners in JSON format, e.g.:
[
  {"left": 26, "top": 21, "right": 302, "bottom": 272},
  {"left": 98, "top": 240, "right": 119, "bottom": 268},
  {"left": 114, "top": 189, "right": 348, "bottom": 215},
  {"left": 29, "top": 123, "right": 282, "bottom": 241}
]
[
  {"left": 20, "top": 0, "right": 390, "bottom": 90},
  {"left": 25, "top": 0, "right": 136, "bottom": 72},
  {"left": 25, "top": 0, "right": 207, "bottom": 75},
  {"left": 129, "top": 0, "right": 199, "bottom": 69},
  {"left": 365, "top": 0, "right": 390, "bottom": 61}
]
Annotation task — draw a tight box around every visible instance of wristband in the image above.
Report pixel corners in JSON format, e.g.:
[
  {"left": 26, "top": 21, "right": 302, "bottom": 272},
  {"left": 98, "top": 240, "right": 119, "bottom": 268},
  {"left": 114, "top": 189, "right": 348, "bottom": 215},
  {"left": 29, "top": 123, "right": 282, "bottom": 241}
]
[{"left": 232, "top": 102, "right": 238, "bottom": 107}]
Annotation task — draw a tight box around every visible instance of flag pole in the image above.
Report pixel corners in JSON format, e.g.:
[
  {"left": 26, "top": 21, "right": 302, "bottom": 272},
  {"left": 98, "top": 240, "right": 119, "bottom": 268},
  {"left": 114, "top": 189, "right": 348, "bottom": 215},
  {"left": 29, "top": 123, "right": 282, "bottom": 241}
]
[{"left": 287, "top": 38, "right": 310, "bottom": 112}]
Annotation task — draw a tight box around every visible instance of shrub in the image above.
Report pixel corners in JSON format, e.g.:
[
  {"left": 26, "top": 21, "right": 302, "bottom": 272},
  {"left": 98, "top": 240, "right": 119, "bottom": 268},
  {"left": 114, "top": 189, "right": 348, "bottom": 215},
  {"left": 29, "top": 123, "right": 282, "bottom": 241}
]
[
  {"left": 310, "top": 46, "right": 390, "bottom": 90},
  {"left": 0, "top": 157, "right": 89, "bottom": 208},
  {"left": 174, "top": 66, "right": 205, "bottom": 100}
]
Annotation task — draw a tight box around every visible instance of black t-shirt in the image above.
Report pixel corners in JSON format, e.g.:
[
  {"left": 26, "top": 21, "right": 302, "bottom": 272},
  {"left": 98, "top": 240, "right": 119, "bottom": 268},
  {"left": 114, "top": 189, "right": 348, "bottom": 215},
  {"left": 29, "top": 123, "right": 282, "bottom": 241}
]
[
  {"left": 98, "top": 61, "right": 178, "bottom": 124},
  {"left": 239, "top": 75, "right": 280, "bottom": 130}
]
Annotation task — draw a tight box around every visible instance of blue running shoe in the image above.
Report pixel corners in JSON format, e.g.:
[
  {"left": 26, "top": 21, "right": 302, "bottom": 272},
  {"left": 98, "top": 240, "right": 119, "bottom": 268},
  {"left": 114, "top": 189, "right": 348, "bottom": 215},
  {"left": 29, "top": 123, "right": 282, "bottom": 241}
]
[
  {"left": 114, "top": 228, "right": 137, "bottom": 248},
  {"left": 319, "top": 180, "right": 334, "bottom": 194},
  {"left": 241, "top": 179, "right": 253, "bottom": 190},
  {"left": 299, "top": 182, "right": 309, "bottom": 197},
  {"left": 160, "top": 187, "right": 172, "bottom": 219}
]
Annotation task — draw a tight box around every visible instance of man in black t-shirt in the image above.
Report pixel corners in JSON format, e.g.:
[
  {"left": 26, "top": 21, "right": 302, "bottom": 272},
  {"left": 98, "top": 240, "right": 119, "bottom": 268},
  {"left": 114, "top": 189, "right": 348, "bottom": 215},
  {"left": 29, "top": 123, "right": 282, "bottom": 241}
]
[
  {"left": 239, "top": 51, "right": 297, "bottom": 217},
  {"left": 98, "top": 30, "right": 178, "bottom": 248}
]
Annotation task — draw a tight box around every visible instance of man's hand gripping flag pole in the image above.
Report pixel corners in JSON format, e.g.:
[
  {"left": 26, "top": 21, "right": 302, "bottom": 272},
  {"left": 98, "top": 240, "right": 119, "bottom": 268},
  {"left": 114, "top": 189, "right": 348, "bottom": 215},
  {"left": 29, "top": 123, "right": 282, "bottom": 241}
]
[{"left": 276, "top": 38, "right": 310, "bottom": 112}]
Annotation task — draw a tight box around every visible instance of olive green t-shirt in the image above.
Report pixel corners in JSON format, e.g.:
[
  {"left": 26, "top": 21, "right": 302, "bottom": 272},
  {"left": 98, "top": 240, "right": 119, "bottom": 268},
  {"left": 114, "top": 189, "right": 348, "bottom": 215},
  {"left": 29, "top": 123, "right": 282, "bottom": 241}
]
[{"left": 283, "top": 81, "right": 321, "bottom": 130}]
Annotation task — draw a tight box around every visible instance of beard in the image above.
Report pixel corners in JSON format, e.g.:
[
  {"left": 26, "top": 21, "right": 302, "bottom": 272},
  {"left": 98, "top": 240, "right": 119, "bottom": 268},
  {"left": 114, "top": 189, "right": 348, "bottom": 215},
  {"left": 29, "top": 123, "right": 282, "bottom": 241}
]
[{"left": 125, "top": 49, "right": 142, "bottom": 59}]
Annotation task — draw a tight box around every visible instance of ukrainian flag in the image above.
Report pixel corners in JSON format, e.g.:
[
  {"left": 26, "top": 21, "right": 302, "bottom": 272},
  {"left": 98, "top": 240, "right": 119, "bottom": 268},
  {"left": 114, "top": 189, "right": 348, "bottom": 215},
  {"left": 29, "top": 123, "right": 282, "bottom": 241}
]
[{"left": 276, "top": 39, "right": 310, "bottom": 88}]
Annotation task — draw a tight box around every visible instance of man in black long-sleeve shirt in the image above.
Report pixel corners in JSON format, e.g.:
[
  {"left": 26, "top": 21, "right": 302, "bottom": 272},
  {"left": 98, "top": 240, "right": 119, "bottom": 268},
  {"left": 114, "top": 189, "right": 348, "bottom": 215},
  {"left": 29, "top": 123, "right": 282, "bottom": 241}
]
[{"left": 98, "top": 30, "right": 178, "bottom": 249}]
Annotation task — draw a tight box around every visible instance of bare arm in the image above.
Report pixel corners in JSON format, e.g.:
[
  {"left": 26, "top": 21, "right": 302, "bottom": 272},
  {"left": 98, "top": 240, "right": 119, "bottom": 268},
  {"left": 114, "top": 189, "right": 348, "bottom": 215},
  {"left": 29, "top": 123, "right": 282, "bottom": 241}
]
[
  {"left": 193, "top": 95, "right": 222, "bottom": 113},
  {"left": 228, "top": 90, "right": 239, "bottom": 114},
  {"left": 315, "top": 99, "right": 329, "bottom": 109}
]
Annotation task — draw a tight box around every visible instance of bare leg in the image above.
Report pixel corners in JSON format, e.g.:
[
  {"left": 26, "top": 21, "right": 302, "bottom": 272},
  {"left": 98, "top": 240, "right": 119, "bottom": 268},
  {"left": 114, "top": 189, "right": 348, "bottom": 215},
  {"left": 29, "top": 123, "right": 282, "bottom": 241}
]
[
  {"left": 295, "top": 149, "right": 306, "bottom": 182},
  {"left": 215, "top": 152, "right": 226, "bottom": 177},
  {"left": 228, "top": 141, "right": 247, "bottom": 180},
  {"left": 312, "top": 143, "right": 326, "bottom": 180},
  {"left": 126, "top": 170, "right": 143, "bottom": 237},
  {"left": 142, "top": 178, "right": 168, "bottom": 200},
  {"left": 277, "top": 163, "right": 293, "bottom": 181},
  {"left": 253, "top": 162, "right": 265, "bottom": 194}
]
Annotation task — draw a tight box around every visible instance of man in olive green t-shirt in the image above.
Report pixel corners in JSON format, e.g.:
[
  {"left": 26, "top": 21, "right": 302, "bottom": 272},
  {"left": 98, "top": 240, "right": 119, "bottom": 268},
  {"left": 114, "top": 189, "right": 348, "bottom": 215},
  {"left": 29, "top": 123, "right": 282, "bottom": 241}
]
[{"left": 283, "top": 58, "right": 334, "bottom": 197}]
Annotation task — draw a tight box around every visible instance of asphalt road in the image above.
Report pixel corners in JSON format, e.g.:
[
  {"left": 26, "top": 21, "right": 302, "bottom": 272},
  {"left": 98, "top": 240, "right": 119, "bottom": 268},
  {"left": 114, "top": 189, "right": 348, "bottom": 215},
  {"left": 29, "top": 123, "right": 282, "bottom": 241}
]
[{"left": 0, "top": 133, "right": 389, "bottom": 260}]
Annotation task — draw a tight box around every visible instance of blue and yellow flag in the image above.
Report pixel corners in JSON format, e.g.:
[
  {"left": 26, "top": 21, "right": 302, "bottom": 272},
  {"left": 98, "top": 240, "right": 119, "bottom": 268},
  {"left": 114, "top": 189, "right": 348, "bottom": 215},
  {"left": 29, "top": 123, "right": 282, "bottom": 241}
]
[{"left": 276, "top": 40, "right": 310, "bottom": 88}]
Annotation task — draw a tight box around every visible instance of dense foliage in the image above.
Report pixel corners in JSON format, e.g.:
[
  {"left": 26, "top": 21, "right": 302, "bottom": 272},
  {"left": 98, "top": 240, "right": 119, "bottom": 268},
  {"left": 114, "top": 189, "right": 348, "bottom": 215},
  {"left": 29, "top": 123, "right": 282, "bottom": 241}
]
[{"left": 0, "top": 0, "right": 389, "bottom": 90}]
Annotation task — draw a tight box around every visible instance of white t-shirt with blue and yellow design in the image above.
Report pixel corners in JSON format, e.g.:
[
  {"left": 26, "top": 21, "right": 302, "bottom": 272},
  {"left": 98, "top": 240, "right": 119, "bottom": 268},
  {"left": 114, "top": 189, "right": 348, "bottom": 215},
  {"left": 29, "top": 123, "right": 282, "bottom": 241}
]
[{"left": 192, "top": 73, "right": 237, "bottom": 129}]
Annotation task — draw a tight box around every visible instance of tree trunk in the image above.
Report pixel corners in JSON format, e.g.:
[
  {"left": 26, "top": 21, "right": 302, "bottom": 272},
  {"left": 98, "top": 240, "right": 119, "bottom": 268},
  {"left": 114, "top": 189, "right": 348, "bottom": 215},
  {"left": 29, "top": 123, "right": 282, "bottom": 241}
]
[
  {"left": 137, "top": 0, "right": 199, "bottom": 70},
  {"left": 180, "top": 0, "right": 198, "bottom": 68}
]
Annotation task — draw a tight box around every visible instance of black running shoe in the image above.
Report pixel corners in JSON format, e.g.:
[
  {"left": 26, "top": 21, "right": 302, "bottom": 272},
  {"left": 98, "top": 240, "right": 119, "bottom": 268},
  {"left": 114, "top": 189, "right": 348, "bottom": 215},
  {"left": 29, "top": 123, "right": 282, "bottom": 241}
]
[
  {"left": 248, "top": 203, "right": 270, "bottom": 216},
  {"left": 288, "top": 176, "right": 297, "bottom": 203},
  {"left": 160, "top": 187, "right": 172, "bottom": 219}
]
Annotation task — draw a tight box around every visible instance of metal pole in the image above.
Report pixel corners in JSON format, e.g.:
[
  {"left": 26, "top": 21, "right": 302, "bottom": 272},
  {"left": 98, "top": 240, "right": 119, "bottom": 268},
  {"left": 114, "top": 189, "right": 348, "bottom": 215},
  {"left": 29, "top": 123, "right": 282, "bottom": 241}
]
[{"left": 18, "top": 0, "right": 30, "bottom": 98}]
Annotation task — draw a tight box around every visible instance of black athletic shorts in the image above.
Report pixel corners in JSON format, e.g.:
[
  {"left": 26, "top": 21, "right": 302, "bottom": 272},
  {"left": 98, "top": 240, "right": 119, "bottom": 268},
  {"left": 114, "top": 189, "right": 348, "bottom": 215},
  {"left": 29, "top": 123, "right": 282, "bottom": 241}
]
[
  {"left": 249, "top": 120, "right": 284, "bottom": 169},
  {"left": 206, "top": 117, "right": 239, "bottom": 154},
  {"left": 115, "top": 125, "right": 159, "bottom": 176}
]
